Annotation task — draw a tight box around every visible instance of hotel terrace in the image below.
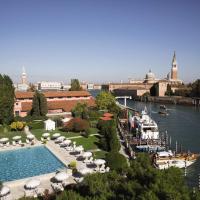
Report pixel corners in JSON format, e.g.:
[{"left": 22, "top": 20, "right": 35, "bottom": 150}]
[{"left": 14, "top": 91, "right": 95, "bottom": 117}]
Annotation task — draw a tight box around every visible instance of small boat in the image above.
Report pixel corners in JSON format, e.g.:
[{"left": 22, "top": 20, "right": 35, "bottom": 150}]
[
  {"left": 158, "top": 110, "right": 168, "bottom": 116},
  {"left": 160, "top": 105, "right": 166, "bottom": 110}
]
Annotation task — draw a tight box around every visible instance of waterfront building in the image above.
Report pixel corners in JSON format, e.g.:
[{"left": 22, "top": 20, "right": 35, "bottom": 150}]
[
  {"left": 37, "top": 81, "right": 62, "bottom": 91},
  {"left": 87, "top": 83, "right": 94, "bottom": 90},
  {"left": 14, "top": 91, "right": 95, "bottom": 117},
  {"left": 105, "top": 52, "right": 183, "bottom": 97},
  {"left": 93, "top": 84, "right": 102, "bottom": 90}
]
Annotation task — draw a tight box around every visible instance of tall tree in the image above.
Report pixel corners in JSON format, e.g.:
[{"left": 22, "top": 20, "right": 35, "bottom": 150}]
[
  {"left": 31, "top": 91, "right": 40, "bottom": 116},
  {"left": 190, "top": 79, "right": 200, "bottom": 97},
  {"left": 39, "top": 92, "right": 48, "bottom": 116},
  {"left": 30, "top": 91, "right": 47, "bottom": 116},
  {"left": 0, "top": 74, "right": 15, "bottom": 124},
  {"left": 69, "top": 79, "right": 82, "bottom": 91},
  {"left": 96, "top": 91, "right": 116, "bottom": 110}
]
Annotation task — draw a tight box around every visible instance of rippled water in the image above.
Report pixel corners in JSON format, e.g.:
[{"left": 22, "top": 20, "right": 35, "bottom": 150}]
[{"left": 118, "top": 99, "right": 200, "bottom": 187}]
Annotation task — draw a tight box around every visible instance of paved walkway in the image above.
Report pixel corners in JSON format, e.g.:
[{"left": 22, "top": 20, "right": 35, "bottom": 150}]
[
  {"left": 66, "top": 133, "right": 100, "bottom": 139},
  {"left": 3, "top": 140, "right": 96, "bottom": 200},
  {"left": 116, "top": 127, "right": 130, "bottom": 165}
]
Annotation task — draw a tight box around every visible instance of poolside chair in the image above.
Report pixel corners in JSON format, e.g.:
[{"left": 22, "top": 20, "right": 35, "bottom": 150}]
[
  {"left": 47, "top": 137, "right": 50, "bottom": 141},
  {"left": 24, "top": 189, "right": 38, "bottom": 198},
  {"left": 18, "top": 140, "right": 22, "bottom": 145},
  {"left": 41, "top": 137, "right": 44, "bottom": 142},
  {"left": 51, "top": 183, "right": 64, "bottom": 192},
  {"left": 12, "top": 141, "right": 16, "bottom": 146},
  {"left": 0, "top": 143, "right": 3, "bottom": 147},
  {"left": 6, "top": 142, "right": 10, "bottom": 147},
  {"left": 65, "top": 146, "right": 73, "bottom": 151}
]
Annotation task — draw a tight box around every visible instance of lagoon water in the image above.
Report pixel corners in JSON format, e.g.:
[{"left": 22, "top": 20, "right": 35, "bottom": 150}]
[{"left": 119, "top": 99, "right": 200, "bottom": 187}]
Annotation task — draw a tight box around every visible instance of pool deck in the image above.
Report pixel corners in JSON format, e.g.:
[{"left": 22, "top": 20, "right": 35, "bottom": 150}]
[{"left": 2, "top": 140, "right": 93, "bottom": 200}]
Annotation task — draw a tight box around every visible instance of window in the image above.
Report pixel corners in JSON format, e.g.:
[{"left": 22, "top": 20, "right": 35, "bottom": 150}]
[{"left": 15, "top": 111, "right": 19, "bottom": 116}]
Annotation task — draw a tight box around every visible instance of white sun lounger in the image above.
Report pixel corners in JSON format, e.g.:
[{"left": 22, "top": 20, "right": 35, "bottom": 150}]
[
  {"left": 51, "top": 183, "right": 64, "bottom": 192},
  {"left": 24, "top": 189, "right": 38, "bottom": 198}
]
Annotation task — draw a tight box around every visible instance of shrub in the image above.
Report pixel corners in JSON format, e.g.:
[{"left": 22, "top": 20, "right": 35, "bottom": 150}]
[
  {"left": 63, "top": 118, "right": 90, "bottom": 132},
  {"left": 105, "top": 151, "right": 128, "bottom": 172},
  {"left": 69, "top": 161, "right": 77, "bottom": 169},
  {"left": 10, "top": 121, "right": 26, "bottom": 131},
  {"left": 73, "top": 118, "right": 89, "bottom": 132}
]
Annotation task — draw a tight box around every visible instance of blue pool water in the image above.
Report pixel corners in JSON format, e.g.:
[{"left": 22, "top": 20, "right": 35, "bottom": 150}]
[{"left": 0, "top": 146, "right": 65, "bottom": 182}]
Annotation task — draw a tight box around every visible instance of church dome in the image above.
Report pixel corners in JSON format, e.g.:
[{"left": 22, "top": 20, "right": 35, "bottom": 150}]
[{"left": 145, "top": 69, "right": 155, "bottom": 81}]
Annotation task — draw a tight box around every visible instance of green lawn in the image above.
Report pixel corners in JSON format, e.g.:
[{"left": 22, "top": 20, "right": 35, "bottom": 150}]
[
  {"left": 31, "top": 128, "right": 82, "bottom": 140},
  {"left": 93, "top": 150, "right": 107, "bottom": 159},
  {"left": 31, "top": 127, "right": 99, "bottom": 140},
  {"left": 71, "top": 135, "right": 100, "bottom": 151},
  {"left": 0, "top": 130, "right": 27, "bottom": 143}
]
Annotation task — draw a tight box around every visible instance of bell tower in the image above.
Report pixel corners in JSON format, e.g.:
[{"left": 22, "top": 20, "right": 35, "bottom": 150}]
[
  {"left": 171, "top": 51, "right": 178, "bottom": 80},
  {"left": 21, "top": 66, "right": 27, "bottom": 84}
]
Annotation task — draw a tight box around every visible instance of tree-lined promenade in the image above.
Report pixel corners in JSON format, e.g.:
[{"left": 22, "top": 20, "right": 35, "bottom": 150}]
[{"left": 0, "top": 75, "right": 200, "bottom": 200}]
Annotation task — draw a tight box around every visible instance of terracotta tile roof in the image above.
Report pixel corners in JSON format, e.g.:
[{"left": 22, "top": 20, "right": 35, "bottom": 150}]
[
  {"left": 103, "top": 113, "right": 114, "bottom": 117},
  {"left": 21, "top": 99, "right": 95, "bottom": 112},
  {"left": 100, "top": 117, "right": 112, "bottom": 121},
  {"left": 15, "top": 91, "right": 91, "bottom": 99}
]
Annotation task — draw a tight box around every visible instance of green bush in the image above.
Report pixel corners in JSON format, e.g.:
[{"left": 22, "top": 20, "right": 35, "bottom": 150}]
[
  {"left": 105, "top": 151, "right": 128, "bottom": 172},
  {"left": 69, "top": 161, "right": 77, "bottom": 169}
]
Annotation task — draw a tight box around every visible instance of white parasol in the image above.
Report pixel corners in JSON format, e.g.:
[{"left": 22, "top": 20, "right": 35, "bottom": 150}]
[
  {"left": 52, "top": 133, "right": 61, "bottom": 139},
  {"left": 25, "top": 179, "right": 40, "bottom": 189},
  {"left": 63, "top": 139, "right": 71, "bottom": 145},
  {"left": 56, "top": 136, "right": 65, "bottom": 143},
  {"left": 42, "top": 133, "right": 50, "bottom": 138},
  {"left": 82, "top": 152, "right": 92, "bottom": 158},
  {"left": 54, "top": 171, "right": 69, "bottom": 182},
  {"left": 94, "top": 159, "right": 106, "bottom": 166},
  {"left": 74, "top": 146, "right": 84, "bottom": 152},
  {"left": 12, "top": 136, "right": 21, "bottom": 141},
  {"left": 78, "top": 168, "right": 93, "bottom": 175},
  {"left": 0, "top": 186, "right": 10, "bottom": 197},
  {"left": 27, "top": 134, "right": 35, "bottom": 140},
  {"left": 0, "top": 138, "right": 9, "bottom": 143}
]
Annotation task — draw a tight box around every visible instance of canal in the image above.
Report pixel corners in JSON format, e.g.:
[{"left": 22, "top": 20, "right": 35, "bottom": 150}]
[{"left": 119, "top": 99, "right": 200, "bottom": 187}]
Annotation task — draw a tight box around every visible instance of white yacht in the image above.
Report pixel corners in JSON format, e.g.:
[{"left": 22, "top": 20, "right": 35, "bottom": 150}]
[{"left": 130, "top": 107, "right": 159, "bottom": 140}]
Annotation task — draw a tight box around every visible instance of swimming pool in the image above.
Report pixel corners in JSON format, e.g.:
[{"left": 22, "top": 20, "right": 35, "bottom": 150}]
[{"left": 0, "top": 146, "right": 65, "bottom": 182}]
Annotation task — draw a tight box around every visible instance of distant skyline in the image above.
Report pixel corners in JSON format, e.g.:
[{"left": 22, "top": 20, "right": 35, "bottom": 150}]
[{"left": 0, "top": 0, "right": 200, "bottom": 84}]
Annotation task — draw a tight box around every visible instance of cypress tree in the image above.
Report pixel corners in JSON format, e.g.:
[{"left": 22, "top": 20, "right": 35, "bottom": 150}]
[
  {"left": 0, "top": 74, "right": 15, "bottom": 125},
  {"left": 39, "top": 93, "right": 47, "bottom": 116},
  {"left": 31, "top": 91, "right": 40, "bottom": 116},
  {"left": 30, "top": 91, "right": 47, "bottom": 117}
]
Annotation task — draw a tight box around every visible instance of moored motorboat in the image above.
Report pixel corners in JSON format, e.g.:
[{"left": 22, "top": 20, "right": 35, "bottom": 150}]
[{"left": 155, "top": 151, "right": 199, "bottom": 169}]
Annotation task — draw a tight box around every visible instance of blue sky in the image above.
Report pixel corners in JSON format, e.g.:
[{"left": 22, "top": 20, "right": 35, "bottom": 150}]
[{"left": 0, "top": 0, "right": 199, "bottom": 84}]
